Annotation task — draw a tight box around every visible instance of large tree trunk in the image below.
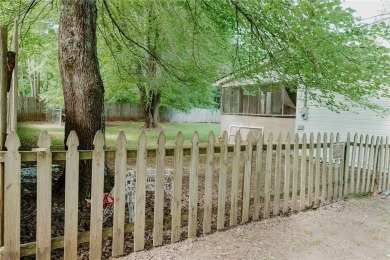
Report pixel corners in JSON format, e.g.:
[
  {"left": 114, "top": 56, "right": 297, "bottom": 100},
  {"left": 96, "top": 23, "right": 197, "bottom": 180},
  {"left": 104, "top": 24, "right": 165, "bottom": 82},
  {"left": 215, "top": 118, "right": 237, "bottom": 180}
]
[{"left": 58, "top": 0, "right": 105, "bottom": 199}]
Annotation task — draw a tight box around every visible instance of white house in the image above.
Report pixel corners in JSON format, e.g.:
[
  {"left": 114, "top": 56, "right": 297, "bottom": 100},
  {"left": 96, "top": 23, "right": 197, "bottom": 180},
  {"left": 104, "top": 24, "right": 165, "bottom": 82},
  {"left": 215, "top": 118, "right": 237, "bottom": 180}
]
[{"left": 216, "top": 75, "right": 390, "bottom": 142}]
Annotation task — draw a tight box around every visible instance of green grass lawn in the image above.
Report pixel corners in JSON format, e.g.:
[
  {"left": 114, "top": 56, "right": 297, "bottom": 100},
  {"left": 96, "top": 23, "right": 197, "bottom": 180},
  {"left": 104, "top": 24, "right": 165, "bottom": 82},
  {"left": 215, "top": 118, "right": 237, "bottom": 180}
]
[{"left": 17, "top": 121, "right": 220, "bottom": 150}]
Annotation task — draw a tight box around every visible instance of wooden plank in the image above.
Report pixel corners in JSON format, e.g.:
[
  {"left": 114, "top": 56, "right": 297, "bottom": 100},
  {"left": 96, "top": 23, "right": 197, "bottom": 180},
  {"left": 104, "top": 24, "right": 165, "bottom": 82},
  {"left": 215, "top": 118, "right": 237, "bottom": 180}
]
[
  {"left": 230, "top": 131, "right": 241, "bottom": 226},
  {"left": 134, "top": 132, "right": 147, "bottom": 251},
  {"left": 307, "top": 133, "right": 314, "bottom": 207},
  {"left": 264, "top": 133, "right": 273, "bottom": 218},
  {"left": 64, "top": 131, "right": 79, "bottom": 260},
  {"left": 253, "top": 132, "right": 263, "bottom": 220},
  {"left": 349, "top": 133, "right": 358, "bottom": 194},
  {"left": 171, "top": 132, "right": 184, "bottom": 242},
  {"left": 321, "top": 133, "right": 328, "bottom": 204},
  {"left": 370, "top": 136, "right": 381, "bottom": 194},
  {"left": 89, "top": 131, "right": 105, "bottom": 260},
  {"left": 378, "top": 137, "right": 384, "bottom": 193},
  {"left": 273, "top": 133, "right": 282, "bottom": 215},
  {"left": 0, "top": 25, "right": 8, "bottom": 247},
  {"left": 382, "top": 137, "right": 389, "bottom": 191},
  {"left": 242, "top": 132, "right": 253, "bottom": 223},
  {"left": 328, "top": 133, "right": 334, "bottom": 201},
  {"left": 356, "top": 134, "right": 364, "bottom": 192},
  {"left": 10, "top": 19, "right": 18, "bottom": 131},
  {"left": 291, "top": 133, "right": 299, "bottom": 211},
  {"left": 314, "top": 133, "right": 321, "bottom": 207},
  {"left": 112, "top": 131, "right": 127, "bottom": 257},
  {"left": 365, "top": 135, "right": 375, "bottom": 193},
  {"left": 283, "top": 133, "right": 291, "bottom": 213},
  {"left": 36, "top": 131, "right": 52, "bottom": 260},
  {"left": 334, "top": 133, "right": 340, "bottom": 199},
  {"left": 4, "top": 132, "right": 21, "bottom": 258},
  {"left": 203, "top": 132, "right": 214, "bottom": 233},
  {"left": 217, "top": 131, "right": 228, "bottom": 229},
  {"left": 361, "top": 135, "right": 370, "bottom": 193},
  {"left": 387, "top": 138, "right": 390, "bottom": 190},
  {"left": 300, "top": 134, "right": 307, "bottom": 210},
  {"left": 153, "top": 132, "right": 166, "bottom": 247},
  {"left": 343, "top": 133, "right": 351, "bottom": 196},
  {"left": 188, "top": 132, "right": 199, "bottom": 238}
]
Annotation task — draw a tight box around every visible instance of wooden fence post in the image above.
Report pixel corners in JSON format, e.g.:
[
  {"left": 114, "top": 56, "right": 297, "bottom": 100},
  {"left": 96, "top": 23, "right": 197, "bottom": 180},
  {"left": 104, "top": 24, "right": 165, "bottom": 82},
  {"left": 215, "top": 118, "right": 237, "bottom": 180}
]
[
  {"left": 253, "top": 132, "right": 263, "bottom": 220},
  {"left": 153, "top": 131, "right": 166, "bottom": 246},
  {"left": 242, "top": 131, "right": 253, "bottom": 223},
  {"left": 0, "top": 25, "right": 8, "bottom": 247},
  {"left": 188, "top": 132, "right": 199, "bottom": 238},
  {"left": 36, "top": 131, "right": 52, "bottom": 259},
  {"left": 230, "top": 131, "right": 241, "bottom": 225},
  {"left": 321, "top": 133, "right": 328, "bottom": 204},
  {"left": 273, "top": 133, "right": 282, "bottom": 215},
  {"left": 171, "top": 132, "right": 184, "bottom": 242},
  {"left": 134, "top": 132, "right": 147, "bottom": 251},
  {"left": 89, "top": 131, "right": 105, "bottom": 259},
  {"left": 4, "top": 131, "right": 21, "bottom": 259},
  {"left": 264, "top": 133, "right": 273, "bottom": 217},
  {"left": 283, "top": 133, "right": 291, "bottom": 213},
  {"left": 203, "top": 131, "right": 214, "bottom": 233},
  {"left": 64, "top": 131, "right": 79, "bottom": 260},
  {"left": 9, "top": 19, "right": 18, "bottom": 131},
  {"left": 300, "top": 133, "right": 307, "bottom": 210},
  {"left": 217, "top": 131, "right": 228, "bottom": 229},
  {"left": 291, "top": 133, "right": 299, "bottom": 211},
  {"left": 112, "top": 131, "right": 127, "bottom": 256}
]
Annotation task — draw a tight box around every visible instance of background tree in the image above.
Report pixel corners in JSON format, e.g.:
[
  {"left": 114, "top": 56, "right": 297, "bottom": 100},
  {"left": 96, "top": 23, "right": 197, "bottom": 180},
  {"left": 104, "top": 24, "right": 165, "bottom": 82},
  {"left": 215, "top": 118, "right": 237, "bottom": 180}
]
[{"left": 99, "top": 0, "right": 233, "bottom": 128}]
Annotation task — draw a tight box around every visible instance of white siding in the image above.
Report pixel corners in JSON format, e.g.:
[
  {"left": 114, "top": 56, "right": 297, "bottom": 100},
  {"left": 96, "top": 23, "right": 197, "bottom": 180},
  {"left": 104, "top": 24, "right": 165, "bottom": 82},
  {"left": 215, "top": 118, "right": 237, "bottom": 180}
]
[{"left": 295, "top": 93, "right": 390, "bottom": 141}]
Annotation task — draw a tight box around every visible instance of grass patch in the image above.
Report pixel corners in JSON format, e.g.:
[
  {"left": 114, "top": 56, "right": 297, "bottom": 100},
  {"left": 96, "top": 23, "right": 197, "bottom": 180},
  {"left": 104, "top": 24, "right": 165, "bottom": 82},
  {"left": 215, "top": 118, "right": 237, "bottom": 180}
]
[{"left": 17, "top": 121, "right": 220, "bottom": 150}]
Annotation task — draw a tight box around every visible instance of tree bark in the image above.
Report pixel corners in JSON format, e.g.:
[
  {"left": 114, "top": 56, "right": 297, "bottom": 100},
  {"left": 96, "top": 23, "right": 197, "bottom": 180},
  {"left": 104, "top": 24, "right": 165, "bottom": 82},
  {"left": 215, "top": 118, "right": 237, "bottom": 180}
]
[{"left": 58, "top": 0, "right": 105, "bottom": 199}]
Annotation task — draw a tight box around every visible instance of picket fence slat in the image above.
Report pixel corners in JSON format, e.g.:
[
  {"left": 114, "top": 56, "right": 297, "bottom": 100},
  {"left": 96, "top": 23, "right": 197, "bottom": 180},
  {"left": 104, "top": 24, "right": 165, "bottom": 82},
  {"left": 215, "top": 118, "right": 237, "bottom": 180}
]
[
  {"left": 263, "top": 133, "right": 273, "bottom": 218},
  {"left": 171, "top": 132, "right": 184, "bottom": 243},
  {"left": 242, "top": 132, "right": 253, "bottom": 223},
  {"left": 283, "top": 133, "right": 291, "bottom": 213},
  {"left": 378, "top": 137, "right": 384, "bottom": 193},
  {"left": 356, "top": 135, "right": 364, "bottom": 192},
  {"left": 370, "top": 136, "right": 380, "bottom": 193},
  {"left": 387, "top": 137, "right": 390, "bottom": 190},
  {"left": 321, "top": 133, "right": 328, "bottom": 205},
  {"left": 134, "top": 132, "right": 147, "bottom": 251},
  {"left": 36, "top": 131, "right": 52, "bottom": 260},
  {"left": 188, "top": 132, "right": 199, "bottom": 238},
  {"left": 291, "top": 134, "right": 299, "bottom": 211},
  {"left": 153, "top": 132, "right": 166, "bottom": 247},
  {"left": 230, "top": 132, "right": 241, "bottom": 226},
  {"left": 361, "top": 135, "right": 370, "bottom": 193},
  {"left": 334, "top": 133, "right": 340, "bottom": 199},
  {"left": 64, "top": 131, "right": 79, "bottom": 260},
  {"left": 217, "top": 132, "right": 228, "bottom": 229},
  {"left": 273, "top": 133, "right": 282, "bottom": 216},
  {"left": 112, "top": 132, "right": 127, "bottom": 257},
  {"left": 314, "top": 133, "right": 321, "bottom": 207},
  {"left": 343, "top": 133, "right": 351, "bottom": 196},
  {"left": 383, "top": 137, "right": 389, "bottom": 191},
  {"left": 308, "top": 133, "right": 314, "bottom": 207},
  {"left": 300, "top": 134, "right": 307, "bottom": 210},
  {"left": 4, "top": 132, "right": 21, "bottom": 259},
  {"left": 350, "top": 134, "right": 358, "bottom": 194},
  {"left": 253, "top": 132, "right": 263, "bottom": 221},
  {"left": 89, "top": 131, "right": 104, "bottom": 260},
  {"left": 328, "top": 133, "right": 334, "bottom": 201},
  {"left": 203, "top": 131, "right": 214, "bottom": 233},
  {"left": 366, "top": 136, "right": 376, "bottom": 193}
]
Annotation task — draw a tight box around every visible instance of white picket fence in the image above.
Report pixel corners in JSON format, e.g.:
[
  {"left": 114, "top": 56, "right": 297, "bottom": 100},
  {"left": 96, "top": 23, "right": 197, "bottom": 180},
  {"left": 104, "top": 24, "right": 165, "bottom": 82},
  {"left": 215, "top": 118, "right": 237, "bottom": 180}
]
[{"left": 0, "top": 131, "right": 389, "bottom": 258}]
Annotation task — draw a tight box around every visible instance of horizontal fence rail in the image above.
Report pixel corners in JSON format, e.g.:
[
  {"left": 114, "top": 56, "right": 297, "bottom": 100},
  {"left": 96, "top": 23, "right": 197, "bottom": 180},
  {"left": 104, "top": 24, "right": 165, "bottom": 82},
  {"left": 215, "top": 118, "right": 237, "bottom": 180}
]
[{"left": 0, "top": 131, "right": 389, "bottom": 258}]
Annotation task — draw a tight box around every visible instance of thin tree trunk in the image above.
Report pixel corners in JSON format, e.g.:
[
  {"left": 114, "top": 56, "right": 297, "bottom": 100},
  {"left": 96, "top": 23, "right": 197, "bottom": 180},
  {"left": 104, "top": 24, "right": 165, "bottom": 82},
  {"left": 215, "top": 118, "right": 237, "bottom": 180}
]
[{"left": 58, "top": 0, "right": 105, "bottom": 199}]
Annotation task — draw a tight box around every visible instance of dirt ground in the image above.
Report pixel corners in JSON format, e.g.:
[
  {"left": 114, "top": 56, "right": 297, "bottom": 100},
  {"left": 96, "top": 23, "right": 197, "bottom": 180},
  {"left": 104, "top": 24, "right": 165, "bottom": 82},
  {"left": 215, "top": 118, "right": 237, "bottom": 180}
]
[{"left": 119, "top": 193, "right": 390, "bottom": 260}]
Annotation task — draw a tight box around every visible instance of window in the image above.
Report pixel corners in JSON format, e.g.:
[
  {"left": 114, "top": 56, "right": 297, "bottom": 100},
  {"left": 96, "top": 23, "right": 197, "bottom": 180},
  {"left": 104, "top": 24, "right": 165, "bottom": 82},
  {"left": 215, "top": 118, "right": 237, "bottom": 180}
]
[{"left": 221, "top": 86, "right": 296, "bottom": 117}]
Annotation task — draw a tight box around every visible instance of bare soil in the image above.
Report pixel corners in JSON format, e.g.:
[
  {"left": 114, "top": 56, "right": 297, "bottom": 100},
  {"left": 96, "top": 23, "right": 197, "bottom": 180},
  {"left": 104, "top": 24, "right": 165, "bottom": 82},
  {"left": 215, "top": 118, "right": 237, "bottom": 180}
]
[{"left": 120, "top": 194, "right": 390, "bottom": 260}]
